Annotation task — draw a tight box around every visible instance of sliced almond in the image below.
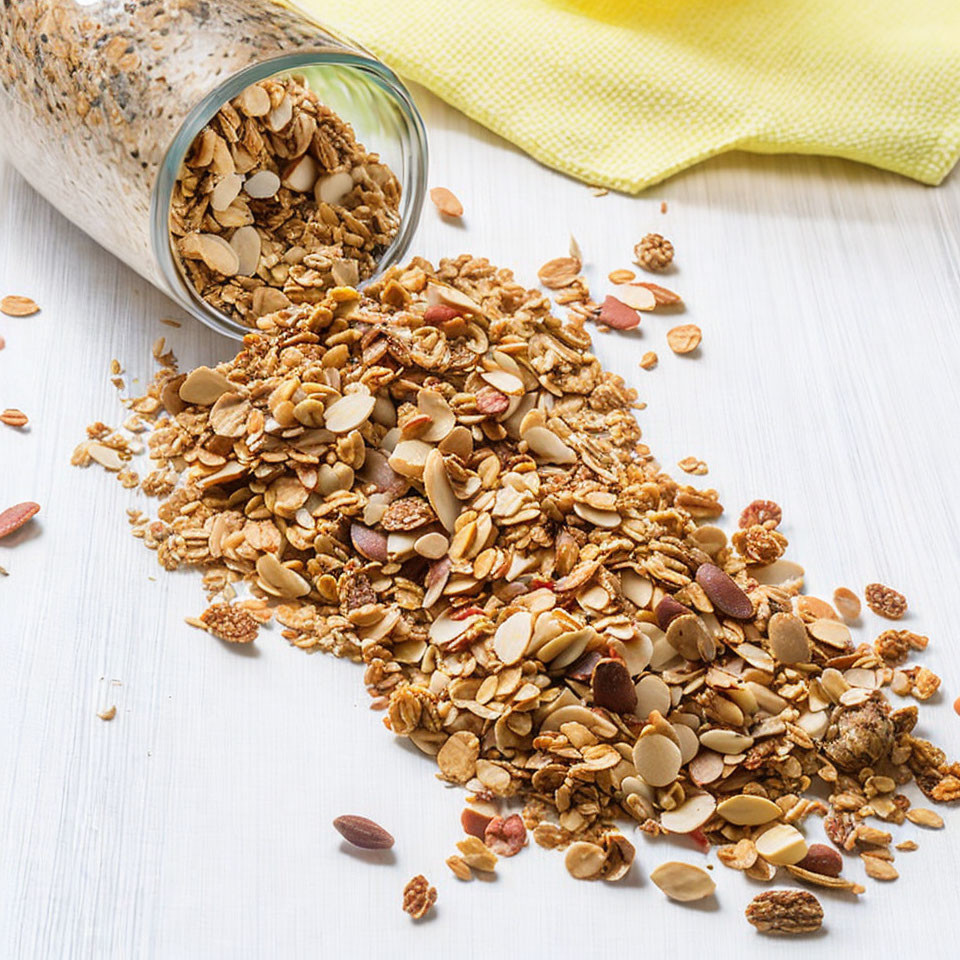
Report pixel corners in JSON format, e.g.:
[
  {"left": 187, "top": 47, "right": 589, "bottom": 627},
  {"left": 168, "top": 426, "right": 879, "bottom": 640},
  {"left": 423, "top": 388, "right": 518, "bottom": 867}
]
[
  {"left": 660, "top": 794, "right": 716, "bottom": 834},
  {"left": 281, "top": 154, "right": 318, "bottom": 192},
  {"left": 210, "top": 173, "right": 243, "bottom": 212},
  {"left": 256, "top": 552, "right": 310, "bottom": 599},
  {"left": 650, "top": 862, "right": 716, "bottom": 901},
  {"left": 179, "top": 366, "right": 233, "bottom": 405},
  {"left": 323, "top": 393, "right": 375, "bottom": 434},
  {"left": 417, "top": 389, "right": 456, "bottom": 442},
  {"left": 613, "top": 284, "right": 657, "bottom": 311},
  {"left": 755, "top": 823, "right": 808, "bottom": 865},
  {"left": 414, "top": 532, "right": 449, "bottom": 559},
  {"left": 717, "top": 795, "right": 782, "bottom": 826},
  {"left": 229, "top": 225, "right": 261, "bottom": 277},
  {"left": 565, "top": 841, "right": 606, "bottom": 880},
  {"left": 424, "top": 449, "right": 461, "bottom": 533},
  {"left": 87, "top": 442, "right": 123, "bottom": 471},
  {"left": 243, "top": 169, "right": 281, "bottom": 199},
  {"left": 315, "top": 170, "right": 354, "bottom": 205},
  {"left": 698, "top": 729, "right": 754, "bottom": 754},
  {"left": 493, "top": 611, "right": 533, "bottom": 665},
  {"left": 388, "top": 439, "right": 433, "bottom": 480},
  {"left": 632, "top": 732, "right": 682, "bottom": 787},
  {"left": 522, "top": 425, "right": 576, "bottom": 465}
]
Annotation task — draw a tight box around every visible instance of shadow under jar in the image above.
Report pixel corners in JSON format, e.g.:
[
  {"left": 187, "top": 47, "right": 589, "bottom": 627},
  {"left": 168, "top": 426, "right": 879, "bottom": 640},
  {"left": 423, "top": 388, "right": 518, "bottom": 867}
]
[{"left": 0, "top": 0, "right": 427, "bottom": 338}]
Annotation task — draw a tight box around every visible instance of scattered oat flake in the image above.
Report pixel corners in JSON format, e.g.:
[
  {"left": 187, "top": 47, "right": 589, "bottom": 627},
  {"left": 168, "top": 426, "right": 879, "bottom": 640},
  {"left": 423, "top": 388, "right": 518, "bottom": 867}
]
[
  {"left": 608, "top": 269, "right": 635, "bottom": 284},
  {"left": 0, "top": 501, "right": 40, "bottom": 539},
  {"left": 678, "top": 457, "right": 708, "bottom": 476},
  {"left": 590, "top": 186, "right": 608, "bottom": 196},
  {"left": 666, "top": 323, "right": 701, "bottom": 354},
  {"left": 906, "top": 807, "right": 943, "bottom": 828},
  {"left": 429, "top": 186, "right": 463, "bottom": 218},
  {"left": 402, "top": 875, "right": 436, "bottom": 919},
  {"left": 954, "top": 695, "right": 960, "bottom": 717},
  {"left": 861, "top": 854, "right": 898, "bottom": 881},
  {"left": 864, "top": 582, "right": 907, "bottom": 619},
  {"left": 895, "top": 841, "right": 918, "bottom": 852},
  {"left": 97, "top": 705, "right": 117, "bottom": 721},
  {"left": 640, "top": 351, "right": 658, "bottom": 370},
  {"left": 660, "top": 201, "right": 668, "bottom": 214},
  {"left": 538, "top": 256, "right": 581, "bottom": 289},
  {"left": 0, "top": 335, "right": 6, "bottom": 350},
  {"left": 1, "top": 408, "right": 28, "bottom": 427},
  {"left": 1, "top": 295, "right": 39, "bottom": 317}
]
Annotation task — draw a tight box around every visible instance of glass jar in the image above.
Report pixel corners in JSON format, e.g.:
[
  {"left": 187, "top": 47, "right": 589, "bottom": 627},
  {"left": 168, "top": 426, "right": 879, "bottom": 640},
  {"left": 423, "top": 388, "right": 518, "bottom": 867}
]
[{"left": 0, "top": 0, "right": 427, "bottom": 338}]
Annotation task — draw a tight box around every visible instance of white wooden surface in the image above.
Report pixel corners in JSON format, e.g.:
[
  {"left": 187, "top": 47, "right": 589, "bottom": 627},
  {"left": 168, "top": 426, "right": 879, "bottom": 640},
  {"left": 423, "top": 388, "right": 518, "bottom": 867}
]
[{"left": 2, "top": 84, "right": 960, "bottom": 959}]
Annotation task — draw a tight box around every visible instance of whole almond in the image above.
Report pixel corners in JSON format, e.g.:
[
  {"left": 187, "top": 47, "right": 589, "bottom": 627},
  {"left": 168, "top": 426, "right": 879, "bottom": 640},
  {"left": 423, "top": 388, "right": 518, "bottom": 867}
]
[
  {"left": 333, "top": 815, "right": 394, "bottom": 850},
  {"left": 795, "top": 843, "right": 843, "bottom": 878},
  {"left": 591, "top": 658, "right": 638, "bottom": 714},
  {"left": 695, "top": 563, "right": 754, "bottom": 619}
]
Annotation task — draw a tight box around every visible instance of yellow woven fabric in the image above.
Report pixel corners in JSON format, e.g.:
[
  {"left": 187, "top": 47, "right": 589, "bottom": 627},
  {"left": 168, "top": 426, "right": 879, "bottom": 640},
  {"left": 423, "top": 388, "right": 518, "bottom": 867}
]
[{"left": 307, "top": 0, "right": 960, "bottom": 193}]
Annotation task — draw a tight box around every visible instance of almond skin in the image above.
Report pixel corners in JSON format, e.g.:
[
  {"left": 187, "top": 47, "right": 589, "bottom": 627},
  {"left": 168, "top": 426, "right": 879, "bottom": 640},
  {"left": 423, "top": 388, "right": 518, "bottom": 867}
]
[
  {"left": 695, "top": 563, "right": 754, "bottom": 619},
  {"left": 655, "top": 595, "right": 689, "bottom": 631},
  {"left": 333, "top": 815, "right": 394, "bottom": 850},
  {"left": 795, "top": 843, "right": 843, "bottom": 878},
  {"left": 461, "top": 807, "right": 495, "bottom": 839},
  {"left": 592, "top": 658, "right": 638, "bottom": 714}
]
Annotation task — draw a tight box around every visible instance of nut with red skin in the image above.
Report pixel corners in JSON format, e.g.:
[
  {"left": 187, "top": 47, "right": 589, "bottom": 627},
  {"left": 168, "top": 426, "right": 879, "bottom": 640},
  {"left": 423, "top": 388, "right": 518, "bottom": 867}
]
[
  {"left": 475, "top": 386, "right": 510, "bottom": 416},
  {"left": 0, "top": 501, "right": 40, "bottom": 539},
  {"left": 484, "top": 814, "right": 527, "bottom": 857},
  {"left": 423, "top": 304, "right": 463, "bottom": 324},
  {"left": 655, "top": 595, "right": 689, "bottom": 631},
  {"left": 598, "top": 295, "right": 641, "bottom": 330}
]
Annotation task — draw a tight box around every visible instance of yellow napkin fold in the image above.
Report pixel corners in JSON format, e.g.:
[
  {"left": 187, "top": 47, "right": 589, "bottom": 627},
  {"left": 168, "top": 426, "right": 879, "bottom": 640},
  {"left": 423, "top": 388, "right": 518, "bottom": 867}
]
[{"left": 307, "top": 0, "right": 960, "bottom": 193}]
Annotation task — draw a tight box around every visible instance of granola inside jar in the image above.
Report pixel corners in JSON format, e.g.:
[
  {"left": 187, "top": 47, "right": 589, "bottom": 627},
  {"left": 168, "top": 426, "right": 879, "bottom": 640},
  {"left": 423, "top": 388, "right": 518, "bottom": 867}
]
[{"left": 0, "top": 0, "right": 427, "bottom": 338}]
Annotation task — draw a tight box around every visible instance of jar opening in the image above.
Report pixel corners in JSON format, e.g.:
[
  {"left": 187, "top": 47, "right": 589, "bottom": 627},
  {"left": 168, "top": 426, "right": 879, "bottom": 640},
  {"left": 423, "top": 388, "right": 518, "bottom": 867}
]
[{"left": 153, "top": 52, "right": 427, "bottom": 339}]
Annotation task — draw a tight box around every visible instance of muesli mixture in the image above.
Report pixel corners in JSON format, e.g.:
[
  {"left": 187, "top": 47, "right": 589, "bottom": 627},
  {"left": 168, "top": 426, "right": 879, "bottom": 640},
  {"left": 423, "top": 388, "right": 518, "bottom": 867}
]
[
  {"left": 170, "top": 75, "right": 401, "bottom": 325},
  {"left": 74, "top": 253, "right": 957, "bottom": 931}
]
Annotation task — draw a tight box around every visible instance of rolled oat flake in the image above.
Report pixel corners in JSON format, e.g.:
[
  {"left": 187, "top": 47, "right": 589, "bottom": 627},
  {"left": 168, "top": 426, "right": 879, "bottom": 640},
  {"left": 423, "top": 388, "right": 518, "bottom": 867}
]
[{"left": 0, "top": 0, "right": 427, "bottom": 338}]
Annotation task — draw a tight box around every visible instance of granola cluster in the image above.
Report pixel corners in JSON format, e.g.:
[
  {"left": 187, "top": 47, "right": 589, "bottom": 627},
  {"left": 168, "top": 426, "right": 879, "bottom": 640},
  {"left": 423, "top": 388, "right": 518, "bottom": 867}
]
[
  {"left": 170, "top": 74, "right": 401, "bottom": 326},
  {"left": 75, "top": 254, "right": 956, "bottom": 918}
]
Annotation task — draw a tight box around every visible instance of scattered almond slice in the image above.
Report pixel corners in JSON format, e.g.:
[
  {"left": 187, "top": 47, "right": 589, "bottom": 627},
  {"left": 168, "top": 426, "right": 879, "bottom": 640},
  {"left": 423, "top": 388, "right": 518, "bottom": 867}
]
[
  {"left": 430, "top": 186, "right": 463, "bottom": 218},
  {"left": 636, "top": 281, "right": 683, "bottom": 306},
  {"left": 1, "top": 295, "right": 39, "bottom": 316}
]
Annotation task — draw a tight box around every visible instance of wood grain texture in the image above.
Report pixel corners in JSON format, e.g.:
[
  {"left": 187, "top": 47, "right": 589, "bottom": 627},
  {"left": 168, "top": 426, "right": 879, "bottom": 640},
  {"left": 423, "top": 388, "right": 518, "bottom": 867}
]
[{"left": 2, "top": 83, "right": 959, "bottom": 959}]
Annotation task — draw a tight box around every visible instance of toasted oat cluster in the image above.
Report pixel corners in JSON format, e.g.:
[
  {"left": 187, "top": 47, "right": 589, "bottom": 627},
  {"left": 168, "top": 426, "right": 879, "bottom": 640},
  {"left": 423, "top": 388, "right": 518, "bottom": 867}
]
[
  {"left": 170, "top": 75, "right": 401, "bottom": 326},
  {"left": 76, "top": 255, "right": 957, "bottom": 920}
]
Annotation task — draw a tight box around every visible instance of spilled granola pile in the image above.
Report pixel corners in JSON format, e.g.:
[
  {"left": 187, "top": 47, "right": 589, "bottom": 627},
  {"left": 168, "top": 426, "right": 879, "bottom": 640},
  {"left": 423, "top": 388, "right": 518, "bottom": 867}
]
[
  {"left": 171, "top": 74, "right": 401, "bottom": 326},
  {"left": 75, "top": 254, "right": 957, "bottom": 928}
]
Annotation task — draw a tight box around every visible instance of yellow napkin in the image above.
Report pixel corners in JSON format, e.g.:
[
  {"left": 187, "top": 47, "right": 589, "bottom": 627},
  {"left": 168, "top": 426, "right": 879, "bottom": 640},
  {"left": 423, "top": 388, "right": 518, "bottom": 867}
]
[{"left": 308, "top": 0, "right": 960, "bottom": 193}]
